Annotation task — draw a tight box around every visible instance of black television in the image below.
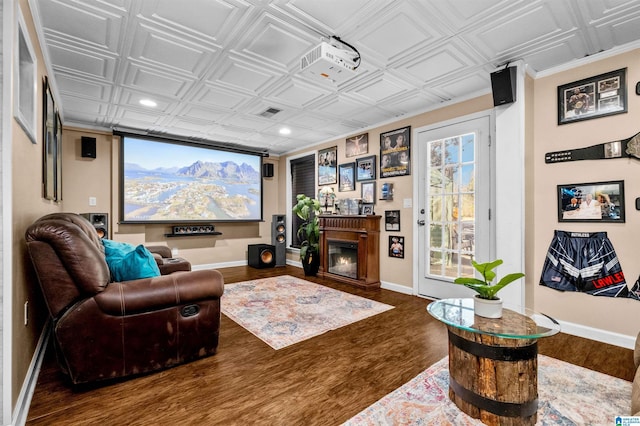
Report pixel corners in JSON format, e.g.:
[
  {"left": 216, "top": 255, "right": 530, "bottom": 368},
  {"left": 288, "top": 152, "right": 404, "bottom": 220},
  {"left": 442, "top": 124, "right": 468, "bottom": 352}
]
[{"left": 119, "top": 133, "right": 263, "bottom": 224}]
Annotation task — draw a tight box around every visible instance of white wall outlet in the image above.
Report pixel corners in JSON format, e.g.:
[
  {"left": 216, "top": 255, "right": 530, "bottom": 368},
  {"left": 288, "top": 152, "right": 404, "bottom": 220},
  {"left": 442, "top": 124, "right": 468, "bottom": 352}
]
[
  {"left": 89, "top": 196, "right": 97, "bottom": 206},
  {"left": 171, "top": 248, "right": 179, "bottom": 257},
  {"left": 24, "top": 301, "right": 28, "bottom": 326},
  {"left": 403, "top": 198, "right": 412, "bottom": 208}
]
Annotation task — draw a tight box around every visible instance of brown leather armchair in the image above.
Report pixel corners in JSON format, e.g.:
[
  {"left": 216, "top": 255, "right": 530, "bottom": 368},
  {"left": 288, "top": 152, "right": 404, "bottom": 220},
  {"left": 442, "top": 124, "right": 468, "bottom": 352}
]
[
  {"left": 25, "top": 212, "right": 224, "bottom": 385},
  {"left": 145, "top": 245, "right": 192, "bottom": 275}
]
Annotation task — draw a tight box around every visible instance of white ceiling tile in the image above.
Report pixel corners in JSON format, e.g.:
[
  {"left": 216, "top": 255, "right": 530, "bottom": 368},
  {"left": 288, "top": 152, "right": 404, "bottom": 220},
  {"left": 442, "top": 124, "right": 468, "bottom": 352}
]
[
  {"left": 121, "top": 63, "right": 195, "bottom": 98},
  {"left": 49, "top": 44, "right": 117, "bottom": 80}
]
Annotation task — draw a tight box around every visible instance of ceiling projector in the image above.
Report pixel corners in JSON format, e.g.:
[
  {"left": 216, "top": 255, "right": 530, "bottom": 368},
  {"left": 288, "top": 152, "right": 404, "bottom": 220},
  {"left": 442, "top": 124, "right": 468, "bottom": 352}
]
[{"left": 300, "top": 41, "right": 358, "bottom": 83}]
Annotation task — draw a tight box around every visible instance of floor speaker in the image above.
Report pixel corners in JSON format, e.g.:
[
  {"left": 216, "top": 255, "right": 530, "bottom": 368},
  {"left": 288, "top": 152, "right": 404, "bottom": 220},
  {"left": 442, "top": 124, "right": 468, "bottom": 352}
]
[
  {"left": 248, "top": 244, "right": 276, "bottom": 269},
  {"left": 490, "top": 66, "right": 517, "bottom": 106},
  {"left": 80, "top": 213, "right": 108, "bottom": 238},
  {"left": 271, "top": 214, "right": 286, "bottom": 266}
]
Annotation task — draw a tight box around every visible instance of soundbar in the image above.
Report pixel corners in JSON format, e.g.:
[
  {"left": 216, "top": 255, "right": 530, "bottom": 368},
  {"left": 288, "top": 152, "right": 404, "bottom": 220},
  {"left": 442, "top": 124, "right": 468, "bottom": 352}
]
[{"left": 545, "top": 131, "right": 640, "bottom": 163}]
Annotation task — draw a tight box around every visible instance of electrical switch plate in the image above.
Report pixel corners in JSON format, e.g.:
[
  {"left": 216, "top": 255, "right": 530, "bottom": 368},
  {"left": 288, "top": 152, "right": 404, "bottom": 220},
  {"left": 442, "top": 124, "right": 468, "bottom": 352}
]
[
  {"left": 89, "top": 197, "right": 97, "bottom": 206},
  {"left": 403, "top": 198, "right": 412, "bottom": 208}
]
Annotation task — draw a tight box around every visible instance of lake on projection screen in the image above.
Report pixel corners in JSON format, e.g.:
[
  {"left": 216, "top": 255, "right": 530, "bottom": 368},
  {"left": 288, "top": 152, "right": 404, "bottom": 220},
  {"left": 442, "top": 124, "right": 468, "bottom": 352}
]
[{"left": 122, "top": 137, "right": 261, "bottom": 222}]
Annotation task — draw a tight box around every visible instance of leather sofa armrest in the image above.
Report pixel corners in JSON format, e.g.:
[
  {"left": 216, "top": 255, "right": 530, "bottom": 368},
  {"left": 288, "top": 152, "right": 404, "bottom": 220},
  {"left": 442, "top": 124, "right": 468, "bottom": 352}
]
[
  {"left": 145, "top": 245, "right": 172, "bottom": 259},
  {"left": 94, "top": 269, "right": 224, "bottom": 316}
]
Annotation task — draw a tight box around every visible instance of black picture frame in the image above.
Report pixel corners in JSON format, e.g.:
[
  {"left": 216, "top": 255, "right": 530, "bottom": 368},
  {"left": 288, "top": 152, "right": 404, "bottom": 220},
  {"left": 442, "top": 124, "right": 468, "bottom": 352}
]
[
  {"left": 558, "top": 68, "right": 627, "bottom": 125},
  {"left": 43, "top": 77, "right": 56, "bottom": 201},
  {"left": 356, "top": 155, "right": 376, "bottom": 182},
  {"left": 385, "top": 210, "right": 400, "bottom": 231},
  {"left": 557, "top": 180, "right": 625, "bottom": 223},
  {"left": 361, "top": 181, "right": 376, "bottom": 204},
  {"left": 361, "top": 203, "right": 374, "bottom": 215},
  {"left": 346, "top": 133, "right": 368, "bottom": 158},
  {"left": 318, "top": 146, "right": 337, "bottom": 185},
  {"left": 338, "top": 162, "right": 355, "bottom": 192},
  {"left": 54, "top": 110, "right": 63, "bottom": 202},
  {"left": 380, "top": 126, "right": 411, "bottom": 178},
  {"left": 389, "top": 235, "right": 404, "bottom": 258}
]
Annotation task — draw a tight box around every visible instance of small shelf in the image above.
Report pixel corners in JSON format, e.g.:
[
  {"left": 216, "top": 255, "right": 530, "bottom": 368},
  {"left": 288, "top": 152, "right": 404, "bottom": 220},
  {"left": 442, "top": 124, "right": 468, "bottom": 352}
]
[{"left": 164, "top": 232, "right": 222, "bottom": 238}]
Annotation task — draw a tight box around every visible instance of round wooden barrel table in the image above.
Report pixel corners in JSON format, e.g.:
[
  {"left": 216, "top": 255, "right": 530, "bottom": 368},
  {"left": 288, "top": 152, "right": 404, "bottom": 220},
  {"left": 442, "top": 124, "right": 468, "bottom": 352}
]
[{"left": 428, "top": 298, "right": 560, "bottom": 426}]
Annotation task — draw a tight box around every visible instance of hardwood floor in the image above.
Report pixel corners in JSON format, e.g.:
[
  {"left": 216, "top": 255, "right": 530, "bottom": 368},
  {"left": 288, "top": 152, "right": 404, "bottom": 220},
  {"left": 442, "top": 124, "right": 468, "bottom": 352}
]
[{"left": 26, "top": 266, "right": 634, "bottom": 425}]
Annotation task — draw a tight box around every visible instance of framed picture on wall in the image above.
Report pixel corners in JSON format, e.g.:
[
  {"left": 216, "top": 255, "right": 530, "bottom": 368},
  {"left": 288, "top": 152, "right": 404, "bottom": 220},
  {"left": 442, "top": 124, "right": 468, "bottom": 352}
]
[
  {"left": 338, "top": 162, "right": 355, "bottom": 192},
  {"left": 346, "top": 133, "right": 368, "bottom": 158},
  {"left": 389, "top": 236, "right": 404, "bottom": 258},
  {"left": 43, "top": 77, "right": 56, "bottom": 201},
  {"left": 318, "top": 146, "right": 337, "bottom": 185},
  {"left": 380, "top": 126, "right": 411, "bottom": 178},
  {"left": 558, "top": 68, "right": 627, "bottom": 125},
  {"left": 356, "top": 155, "right": 376, "bottom": 182},
  {"left": 361, "top": 181, "right": 376, "bottom": 204},
  {"left": 385, "top": 210, "right": 400, "bottom": 231},
  {"left": 557, "top": 180, "right": 625, "bottom": 222}
]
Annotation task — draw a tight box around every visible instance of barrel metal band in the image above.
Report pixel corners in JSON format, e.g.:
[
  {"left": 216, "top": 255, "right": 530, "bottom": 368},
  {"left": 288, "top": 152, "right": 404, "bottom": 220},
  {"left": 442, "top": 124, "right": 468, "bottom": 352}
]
[
  {"left": 450, "top": 376, "right": 538, "bottom": 418},
  {"left": 448, "top": 330, "right": 537, "bottom": 361}
]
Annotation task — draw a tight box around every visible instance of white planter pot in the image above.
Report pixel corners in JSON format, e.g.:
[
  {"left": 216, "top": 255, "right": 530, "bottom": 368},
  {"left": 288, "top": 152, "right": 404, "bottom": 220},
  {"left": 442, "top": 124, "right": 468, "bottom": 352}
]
[{"left": 473, "top": 295, "right": 503, "bottom": 319}]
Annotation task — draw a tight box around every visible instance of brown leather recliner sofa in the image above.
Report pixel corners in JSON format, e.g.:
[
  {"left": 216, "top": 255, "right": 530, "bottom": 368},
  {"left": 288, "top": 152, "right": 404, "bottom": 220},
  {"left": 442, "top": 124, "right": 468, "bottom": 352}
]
[
  {"left": 145, "top": 245, "right": 192, "bottom": 275},
  {"left": 25, "top": 212, "right": 224, "bottom": 385}
]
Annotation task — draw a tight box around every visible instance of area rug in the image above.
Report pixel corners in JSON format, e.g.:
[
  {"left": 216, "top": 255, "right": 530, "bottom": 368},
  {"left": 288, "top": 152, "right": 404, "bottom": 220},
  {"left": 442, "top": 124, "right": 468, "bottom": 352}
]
[
  {"left": 221, "top": 275, "right": 394, "bottom": 350},
  {"left": 343, "top": 355, "right": 631, "bottom": 425}
]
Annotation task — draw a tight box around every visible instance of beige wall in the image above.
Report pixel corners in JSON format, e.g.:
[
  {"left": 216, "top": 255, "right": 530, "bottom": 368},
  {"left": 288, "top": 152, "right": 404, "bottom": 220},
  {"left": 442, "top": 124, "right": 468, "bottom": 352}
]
[
  {"left": 60, "top": 128, "right": 282, "bottom": 266},
  {"left": 283, "top": 95, "right": 494, "bottom": 290},
  {"left": 532, "top": 49, "right": 640, "bottom": 336},
  {"left": 11, "top": 0, "right": 61, "bottom": 410}
]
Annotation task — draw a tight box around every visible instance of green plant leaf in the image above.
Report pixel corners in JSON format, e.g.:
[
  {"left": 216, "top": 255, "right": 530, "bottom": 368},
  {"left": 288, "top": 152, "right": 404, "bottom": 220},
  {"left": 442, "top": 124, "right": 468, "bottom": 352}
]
[{"left": 453, "top": 258, "right": 524, "bottom": 299}]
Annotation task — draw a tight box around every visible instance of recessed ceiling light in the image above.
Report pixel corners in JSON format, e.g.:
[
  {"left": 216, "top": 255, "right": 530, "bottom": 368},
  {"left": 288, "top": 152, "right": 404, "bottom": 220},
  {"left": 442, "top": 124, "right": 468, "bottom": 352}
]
[
  {"left": 139, "top": 99, "right": 157, "bottom": 107},
  {"left": 279, "top": 127, "right": 291, "bottom": 135}
]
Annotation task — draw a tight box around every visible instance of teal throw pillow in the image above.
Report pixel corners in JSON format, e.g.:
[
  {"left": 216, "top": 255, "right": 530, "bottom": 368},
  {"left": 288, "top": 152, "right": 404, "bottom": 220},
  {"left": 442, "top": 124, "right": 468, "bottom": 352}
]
[{"left": 102, "top": 239, "right": 161, "bottom": 282}]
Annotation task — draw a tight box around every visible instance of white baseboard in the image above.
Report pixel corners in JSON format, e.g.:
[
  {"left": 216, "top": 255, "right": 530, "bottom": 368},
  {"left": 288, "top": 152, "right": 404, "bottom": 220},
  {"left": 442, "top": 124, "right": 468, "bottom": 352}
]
[
  {"left": 13, "top": 321, "right": 51, "bottom": 426},
  {"left": 555, "top": 319, "right": 635, "bottom": 349},
  {"left": 192, "top": 260, "right": 247, "bottom": 270},
  {"left": 380, "top": 280, "right": 413, "bottom": 295}
]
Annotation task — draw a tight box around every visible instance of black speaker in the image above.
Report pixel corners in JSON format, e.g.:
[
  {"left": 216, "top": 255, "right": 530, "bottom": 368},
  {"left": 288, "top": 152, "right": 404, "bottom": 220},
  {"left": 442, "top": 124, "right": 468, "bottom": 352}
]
[
  {"left": 263, "top": 163, "right": 274, "bottom": 178},
  {"left": 271, "top": 214, "right": 286, "bottom": 267},
  {"left": 80, "top": 213, "right": 108, "bottom": 239},
  {"left": 248, "top": 244, "right": 276, "bottom": 269},
  {"left": 490, "top": 66, "right": 517, "bottom": 106},
  {"left": 81, "top": 136, "right": 97, "bottom": 159}
]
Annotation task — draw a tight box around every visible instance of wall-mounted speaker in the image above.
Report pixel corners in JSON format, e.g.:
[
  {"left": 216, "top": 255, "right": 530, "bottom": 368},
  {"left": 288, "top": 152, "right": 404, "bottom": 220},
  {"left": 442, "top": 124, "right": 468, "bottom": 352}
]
[
  {"left": 248, "top": 244, "right": 276, "bottom": 269},
  {"left": 81, "top": 136, "right": 97, "bottom": 159},
  {"left": 263, "top": 163, "right": 274, "bottom": 178},
  {"left": 271, "top": 214, "right": 286, "bottom": 267},
  {"left": 490, "top": 66, "right": 517, "bottom": 106},
  {"left": 80, "top": 213, "right": 108, "bottom": 239}
]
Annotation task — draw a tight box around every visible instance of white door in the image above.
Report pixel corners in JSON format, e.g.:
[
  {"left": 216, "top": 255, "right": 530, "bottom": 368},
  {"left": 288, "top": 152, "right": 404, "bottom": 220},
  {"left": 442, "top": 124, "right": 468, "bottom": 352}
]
[{"left": 416, "top": 115, "right": 494, "bottom": 299}]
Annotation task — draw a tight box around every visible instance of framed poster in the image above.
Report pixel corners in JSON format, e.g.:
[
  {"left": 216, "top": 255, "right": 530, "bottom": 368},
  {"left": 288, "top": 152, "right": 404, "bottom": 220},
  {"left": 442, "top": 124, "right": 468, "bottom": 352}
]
[
  {"left": 361, "top": 181, "right": 376, "bottom": 204},
  {"left": 389, "top": 236, "right": 404, "bottom": 258},
  {"left": 338, "top": 162, "right": 355, "bottom": 192},
  {"left": 346, "top": 133, "right": 368, "bottom": 157},
  {"left": 356, "top": 155, "right": 376, "bottom": 182},
  {"left": 318, "top": 146, "right": 337, "bottom": 185},
  {"left": 361, "top": 203, "right": 374, "bottom": 215},
  {"left": 54, "top": 110, "right": 63, "bottom": 201},
  {"left": 558, "top": 68, "right": 627, "bottom": 125},
  {"left": 385, "top": 210, "right": 400, "bottom": 231},
  {"left": 380, "top": 126, "right": 411, "bottom": 178},
  {"left": 557, "top": 180, "right": 625, "bottom": 223}
]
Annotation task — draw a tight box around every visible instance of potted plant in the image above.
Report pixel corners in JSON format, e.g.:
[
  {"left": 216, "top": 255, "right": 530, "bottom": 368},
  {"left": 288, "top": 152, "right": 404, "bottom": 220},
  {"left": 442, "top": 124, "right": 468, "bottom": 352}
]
[
  {"left": 453, "top": 259, "right": 524, "bottom": 318},
  {"left": 292, "top": 194, "right": 321, "bottom": 276}
]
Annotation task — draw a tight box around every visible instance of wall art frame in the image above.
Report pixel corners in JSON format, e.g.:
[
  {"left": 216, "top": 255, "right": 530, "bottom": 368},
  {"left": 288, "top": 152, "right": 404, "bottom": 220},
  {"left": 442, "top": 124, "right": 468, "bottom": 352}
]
[
  {"left": 361, "top": 181, "right": 376, "bottom": 204},
  {"left": 43, "top": 77, "right": 56, "bottom": 201},
  {"left": 338, "top": 162, "right": 355, "bottom": 192},
  {"left": 389, "top": 235, "right": 404, "bottom": 258},
  {"left": 380, "top": 125, "right": 411, "bottom": 178},
  {"left": 318, "top": 146, "right": 337, "bottom": 185},
  {"left": 558, "top": 68, "right": 627, "bottom": 125},
  {"left": 385, "top": 210, "right": 400, "bottom": 231},
  {"left": 15, "top": 8, "right": 38, "bottom": 144},
  {"left": 361, "top": 203, "right": 374, "bottom": 215},
  {"left": 557, "top": 180, "right": 625, "bottom": 223},
  {"left": 356, "top": 155, "right": 376, "bottom": 182},
  {"left": 346, "top": 133, "right": 368, "bottom": 158}
]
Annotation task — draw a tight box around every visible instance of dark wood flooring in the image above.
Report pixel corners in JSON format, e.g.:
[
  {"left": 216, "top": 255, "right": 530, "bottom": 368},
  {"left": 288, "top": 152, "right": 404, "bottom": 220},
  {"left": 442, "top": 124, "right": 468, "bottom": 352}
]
[{"left": 26, "top": 266, "right": 634, "bottom": 425}]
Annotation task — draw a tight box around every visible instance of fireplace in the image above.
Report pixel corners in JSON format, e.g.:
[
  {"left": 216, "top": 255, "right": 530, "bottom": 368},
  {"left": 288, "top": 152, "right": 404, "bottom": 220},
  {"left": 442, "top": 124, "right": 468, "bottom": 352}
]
[
  {"left": 328, "top": 240, "right": 358, "bottom": 279},
  {"left": 319, "top": 215, "right": 381, "bottom": 289}
]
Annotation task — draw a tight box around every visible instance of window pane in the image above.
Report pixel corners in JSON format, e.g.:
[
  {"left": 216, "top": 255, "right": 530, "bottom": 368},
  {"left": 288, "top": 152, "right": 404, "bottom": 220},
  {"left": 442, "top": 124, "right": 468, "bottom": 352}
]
[
  {"left": 428, "top": 196, "right": 442, "bottom": 222},
  {"left": 461, "top": 134, "right": 474, "bottom": 162},
  {"left": 429, "top": 224, "right": 442, "bottom": 248},
  {"left": 444, "top": 137, "right": 459, "bottom": 164},
  {"left": 429, "top": 141, "right": 442, "bottom": 167},
  {"left": 430, "top": 169, "right": 443, "bottom": 194}
]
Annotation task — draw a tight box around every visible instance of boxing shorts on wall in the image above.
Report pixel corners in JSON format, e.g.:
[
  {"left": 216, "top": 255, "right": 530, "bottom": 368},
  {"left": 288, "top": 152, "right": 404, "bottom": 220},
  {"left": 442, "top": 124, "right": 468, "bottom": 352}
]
[
  {"left": 539, "top": 230, "right": 628, "bottom": 298},
  {"left": 628, "top": 276, "right": 640, "bottom": 300}
]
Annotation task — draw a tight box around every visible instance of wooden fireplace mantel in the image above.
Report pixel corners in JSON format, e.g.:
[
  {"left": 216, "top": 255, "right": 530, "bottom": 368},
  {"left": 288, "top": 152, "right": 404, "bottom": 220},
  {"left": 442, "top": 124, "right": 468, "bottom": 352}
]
[{"left": 318, "top": 215, "right": 381, "bottom": 289}]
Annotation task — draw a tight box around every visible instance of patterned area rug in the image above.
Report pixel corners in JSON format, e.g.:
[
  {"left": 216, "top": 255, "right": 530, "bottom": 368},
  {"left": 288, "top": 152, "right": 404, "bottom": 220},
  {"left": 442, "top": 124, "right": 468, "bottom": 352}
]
[
  {"left": 221, "top": 275, "right": 394, "bottom": 350},
  {"left": 343, "top": 355, "right": 631, "bottom": 425}
]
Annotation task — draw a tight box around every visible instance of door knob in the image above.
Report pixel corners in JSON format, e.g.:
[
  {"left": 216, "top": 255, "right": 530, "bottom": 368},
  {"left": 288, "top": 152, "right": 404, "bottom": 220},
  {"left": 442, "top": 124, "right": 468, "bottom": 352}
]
[{"left": 417, "top": 219, "right": 425, "bottom": 226}]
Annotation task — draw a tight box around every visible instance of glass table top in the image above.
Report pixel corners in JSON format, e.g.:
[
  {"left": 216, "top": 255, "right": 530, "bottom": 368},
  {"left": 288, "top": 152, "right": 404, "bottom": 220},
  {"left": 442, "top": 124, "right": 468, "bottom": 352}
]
[{"left": 427, "top": 298, "right": 561, "bottom": 339}]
